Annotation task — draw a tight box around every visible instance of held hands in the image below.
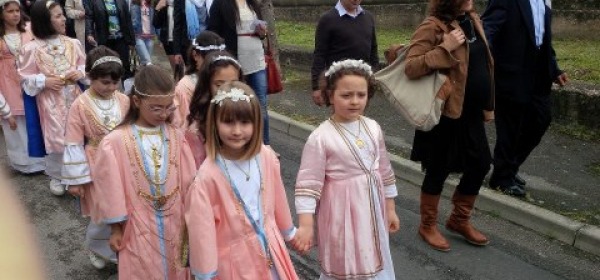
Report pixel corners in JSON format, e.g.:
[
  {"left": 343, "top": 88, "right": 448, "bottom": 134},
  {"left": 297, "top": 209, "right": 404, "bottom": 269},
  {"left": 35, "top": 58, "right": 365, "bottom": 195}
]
[
  {"left": 442, "top": 29, "right": 466, "bottom": 52},
  {"left": 64, "top": 70, "right": 84, "bottom": 83},
  {"left": 312, "top": 90, "right": 324, "bottom": 107},
  {"left": 45, "top": 76, "right": 65, "bottom": 91},
  {"left": 291, "top": 225, "right": 314, "bottom": 254},
  {"left": 7, "top": 116, "right": 17, "bottom": 130},
  {"left": 67, "top": 184, "right": 86, "bottom": 199},
  {"left": 555, "top": 72, "right": 569, "bottom": 87},
  {"left": 109, "top": 224, "right": 125, "bottom": 252}
]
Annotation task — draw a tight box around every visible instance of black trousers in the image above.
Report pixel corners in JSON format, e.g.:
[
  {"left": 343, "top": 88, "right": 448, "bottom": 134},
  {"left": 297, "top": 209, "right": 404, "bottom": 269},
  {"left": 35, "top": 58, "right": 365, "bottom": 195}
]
[
  {"left": 105, "top": 38, "right": 133, "bottom": 80},
  {"left": 490, "top": 94, "right": 552, "bottom": 187}
]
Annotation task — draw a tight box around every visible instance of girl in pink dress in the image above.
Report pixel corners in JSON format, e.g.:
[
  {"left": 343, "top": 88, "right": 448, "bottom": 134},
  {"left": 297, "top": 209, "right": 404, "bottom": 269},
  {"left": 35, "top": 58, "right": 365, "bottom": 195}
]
[
  {"left": 19, "top": 0, "right": 86, "bottom": 195},
  {"left": 181, "top": 51, "right": 243, "bottom": 168},
  {"left": 92, "top": 65, "right": 196, "bottom": 280},
  {"left": 172, "top": 31, "right": 225, "bottom": 128},
  {"left": 62, "top": 46, "right": 129, "bottom": 270},
  {"left": 185, "top": 81, "right": 299, "bottom": 280},
  {"left": 0, "top": 0, "right": 45, "bottom": 173},
  {"left": 293, "top": 59, "right": 401, "bottom": 279}
]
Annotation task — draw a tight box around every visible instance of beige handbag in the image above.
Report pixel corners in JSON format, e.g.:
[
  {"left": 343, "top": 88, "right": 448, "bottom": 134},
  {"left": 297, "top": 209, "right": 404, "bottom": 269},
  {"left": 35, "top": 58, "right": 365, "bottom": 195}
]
[{"left": 374, "top": 45, "right": 447, "bottom": 131}]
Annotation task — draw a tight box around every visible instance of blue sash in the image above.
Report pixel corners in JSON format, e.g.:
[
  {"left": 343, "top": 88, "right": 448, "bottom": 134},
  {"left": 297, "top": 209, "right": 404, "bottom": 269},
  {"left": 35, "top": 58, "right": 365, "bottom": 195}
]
[{"left": 23, "top": 92, "right": 46, "bottom": 157}]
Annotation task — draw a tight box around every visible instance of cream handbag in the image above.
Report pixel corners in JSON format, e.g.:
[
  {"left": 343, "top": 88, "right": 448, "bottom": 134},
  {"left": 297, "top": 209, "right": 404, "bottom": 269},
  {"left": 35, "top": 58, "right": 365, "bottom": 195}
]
[{"left": 374, "top": 45, "right": 447, "bottom": 131}]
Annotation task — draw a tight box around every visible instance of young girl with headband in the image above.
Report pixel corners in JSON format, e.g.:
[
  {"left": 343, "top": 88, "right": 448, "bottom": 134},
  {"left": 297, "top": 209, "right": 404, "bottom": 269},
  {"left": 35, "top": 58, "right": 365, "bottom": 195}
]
[
  {"left": 183, "top": 51, "right": 243, "bottom": 167},
  {"left": 92, "top": 65, "right": 196, "bottom": 279},
  {"left": 61, "top": 46, "right": 129, "bottom": 270},
  {"left": 0, "top": 0, "right": 45, "bottom": 174},
  {"left": 19, "top": 0, "right": 86, "bottom": 196},
  {"left": 293, "top": 59, "right": 400, "bottom": 279},
  {"left": 172, "top": 30, "right": 225, "bottom": 128},
  {"left": 185, "top": 81, "right": 299, "bottom": 280}
]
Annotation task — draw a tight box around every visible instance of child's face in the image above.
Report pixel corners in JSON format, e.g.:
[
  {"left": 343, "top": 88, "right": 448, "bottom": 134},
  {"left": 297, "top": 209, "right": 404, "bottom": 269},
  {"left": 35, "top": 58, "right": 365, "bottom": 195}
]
[
  {"left": 49, "top": 5, "right": 66, "bottom": 35},
  {"left": 2, "top": 2, "right": 21, "bottom": 28},
  {"left": 133, "top": 95, "right": 176, "bottom": 127},
  {"left": 90, "top": 77, "right": 120, "bottom": 98},
  {"left": 330, "top": 75, "right": 368, "bottom": 122},
  {"left": 217, "top": 118, "right": 254, "bottom": 158},
  {"left": 192, "top": 51, "right": 204, "bottom": 72},
  {"left": 210, "top": 65, "right": 240, "bottom": 96}
]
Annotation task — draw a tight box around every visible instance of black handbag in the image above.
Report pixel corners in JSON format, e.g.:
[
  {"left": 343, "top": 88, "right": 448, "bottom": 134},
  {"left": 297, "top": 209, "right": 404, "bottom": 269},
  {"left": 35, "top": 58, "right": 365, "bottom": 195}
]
[{"left": 153, "top": 7, "right": 167, "bottom": 29}]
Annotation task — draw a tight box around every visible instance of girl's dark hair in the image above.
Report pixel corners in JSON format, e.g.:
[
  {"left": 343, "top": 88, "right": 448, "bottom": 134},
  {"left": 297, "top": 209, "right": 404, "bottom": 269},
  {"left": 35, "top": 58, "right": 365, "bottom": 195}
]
[
  {"left": 120, "top": 65, "right": 175, "bottom": 125},
  {"left": 0, "top": 1, "right": 27, "bottom": 36},
  {"left": 428, "top": 0, "right": 468, "bottom": 22},
  {"left": 187, "top": 51, "right": 243, "bottom": 136},
  {"left": 319, "top": 63, "right": 377, "bottom": 107},
  {"left": 85, "top": 46, "right": 125, "bottom": 81},
  {"left": 30, "top": 0, "right": 61, "bottom": 39},
  {"left": 185, "top": 31, "right": 226, "bottom": 75},
  {"left": 214, "top": 0, "right": 262, "bottom": 30}
]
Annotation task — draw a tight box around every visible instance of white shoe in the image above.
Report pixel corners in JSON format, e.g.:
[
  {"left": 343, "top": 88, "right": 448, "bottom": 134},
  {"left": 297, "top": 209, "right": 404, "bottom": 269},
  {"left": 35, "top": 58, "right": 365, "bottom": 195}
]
[
  {"left": 89, "top": 252, "right": 107, "bottom": 270},
  {"left": 49, "top": 179, "right": 66, "bottom": 196}
]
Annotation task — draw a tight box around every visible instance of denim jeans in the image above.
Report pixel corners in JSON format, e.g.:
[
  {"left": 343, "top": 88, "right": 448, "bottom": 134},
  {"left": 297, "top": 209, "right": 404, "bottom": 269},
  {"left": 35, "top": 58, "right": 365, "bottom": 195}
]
[
  {"left": 135, "top": 37, "right": 154, "bottom": 65},
  {"left": 245, "top": 69, "right": 269, "bottom": 144}
]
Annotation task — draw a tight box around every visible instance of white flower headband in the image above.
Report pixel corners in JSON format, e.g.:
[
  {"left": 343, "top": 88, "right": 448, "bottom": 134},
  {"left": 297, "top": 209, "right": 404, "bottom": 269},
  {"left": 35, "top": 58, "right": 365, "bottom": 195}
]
[
  {"left": 134, "top": 85, "right": 175, "bottom": 97},
  {"left": 210, "top": 88, "right": 254, "bottom": 106},
  {"left": 324, "top": 59, "right": 373, "bottom": 77},
  {"left": 0, "top": 0, "right": 19, "bottom": 7},
  {"left": 45, "top": 0, "right": 54, "bottom": 9},
  {"left": 211, "top": 55, "right": 241, "bottom": 68},
  {"left": 191, "top": 39, "right": 226, "bottom": 51},
  {"left": 91, "top": 56, "right": 123, "bottom": 69}
]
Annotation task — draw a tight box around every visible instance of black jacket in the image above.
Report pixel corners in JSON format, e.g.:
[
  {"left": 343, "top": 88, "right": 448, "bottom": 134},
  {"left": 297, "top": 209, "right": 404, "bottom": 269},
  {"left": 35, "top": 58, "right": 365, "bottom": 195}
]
[
  {"left": 207, "top": 0, "right": 263, "bottom": 58},
  {"left": 482, "top": 0, "right": 562, "bottom": 103},
  {"left": 84, "top": 0, "right": 135, "bottom": 46},
  {"left": 154, "top": 0, "right": 188, "bottom": 55}
]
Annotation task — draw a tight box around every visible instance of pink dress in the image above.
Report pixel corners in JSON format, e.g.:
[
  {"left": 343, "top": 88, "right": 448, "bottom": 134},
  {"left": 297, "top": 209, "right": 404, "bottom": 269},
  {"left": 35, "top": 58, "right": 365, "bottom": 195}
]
[
  {"left": 172, "top": 73, "right": 197, "bottom": 129},
  {"left": 92, "top": 124, "right": 196, "bottom": 280},
  {"left": 185, "top": 147, "right": 299, "bottom": 280},
  {"left": 18, "top": 35, "right": 86, "bottom": 154},
  {"left": 295, "top": 117, "right": 397, "bottom": 279}
]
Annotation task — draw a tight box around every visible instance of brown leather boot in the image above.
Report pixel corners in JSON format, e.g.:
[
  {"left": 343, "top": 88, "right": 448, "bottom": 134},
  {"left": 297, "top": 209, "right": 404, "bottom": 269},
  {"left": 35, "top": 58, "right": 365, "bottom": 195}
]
[
  {"left": 418, "top": 193, "right": 450, "bottom": 251},
  {"left": 445, "top": 191, "right": 490, "bottom": 246}
]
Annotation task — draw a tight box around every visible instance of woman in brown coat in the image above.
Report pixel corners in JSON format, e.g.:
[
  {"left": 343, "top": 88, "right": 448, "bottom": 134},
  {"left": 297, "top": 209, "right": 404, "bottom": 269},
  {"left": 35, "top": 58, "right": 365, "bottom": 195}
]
[{"left": 405, "top": 0, "right": 494, "bottom": 251}]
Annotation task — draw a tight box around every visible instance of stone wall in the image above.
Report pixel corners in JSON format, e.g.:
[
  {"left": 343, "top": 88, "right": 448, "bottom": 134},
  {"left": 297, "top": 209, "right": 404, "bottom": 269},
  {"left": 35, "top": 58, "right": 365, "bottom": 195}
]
[{"left": 272, "top": 0, "right": 600, "bottom": 39}]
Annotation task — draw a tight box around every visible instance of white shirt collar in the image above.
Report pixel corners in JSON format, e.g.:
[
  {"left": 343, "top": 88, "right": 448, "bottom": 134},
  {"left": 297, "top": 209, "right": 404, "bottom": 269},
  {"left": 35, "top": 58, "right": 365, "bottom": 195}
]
[{"left": 335, "top": 1, "right": 364, "bottom": 18}]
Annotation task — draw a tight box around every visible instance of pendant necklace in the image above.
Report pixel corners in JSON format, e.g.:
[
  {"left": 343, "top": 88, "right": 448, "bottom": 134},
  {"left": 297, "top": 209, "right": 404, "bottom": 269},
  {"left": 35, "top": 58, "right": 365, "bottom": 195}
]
[
  {"left": 338, "top": 119, "right": 366, "bottom": 149},
  {"left": 229, "top": 159, "right": 251, "bottom": 181}
]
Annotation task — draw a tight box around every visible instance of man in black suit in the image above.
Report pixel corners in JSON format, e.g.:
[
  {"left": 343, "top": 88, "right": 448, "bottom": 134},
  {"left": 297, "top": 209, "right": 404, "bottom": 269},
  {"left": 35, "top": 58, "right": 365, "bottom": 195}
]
[{"left": 482, "top": 0, "right": 568, "bottom": 196}]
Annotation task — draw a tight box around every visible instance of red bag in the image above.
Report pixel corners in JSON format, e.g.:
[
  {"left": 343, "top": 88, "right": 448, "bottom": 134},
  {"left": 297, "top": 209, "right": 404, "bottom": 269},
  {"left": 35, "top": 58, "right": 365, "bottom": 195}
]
[{"left": 265, "top": 37, "right": 283, "bottom": 94}]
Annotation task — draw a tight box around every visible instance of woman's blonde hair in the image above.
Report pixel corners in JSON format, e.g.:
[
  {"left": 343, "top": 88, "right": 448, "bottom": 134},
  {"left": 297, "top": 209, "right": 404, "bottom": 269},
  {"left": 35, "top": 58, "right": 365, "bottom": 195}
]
[{"left": 205, "top": 81, "right": 263, "bottom": 160}]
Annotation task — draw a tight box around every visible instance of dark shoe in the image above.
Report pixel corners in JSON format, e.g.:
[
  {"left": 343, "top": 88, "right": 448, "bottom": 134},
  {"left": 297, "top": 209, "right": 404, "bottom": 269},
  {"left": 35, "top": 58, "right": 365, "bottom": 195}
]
[
  {"left": 514, "top": 174, "right": 526, "bottom": 186},
  {"left": 498, "top": 184, "right": 526, "bottom": 197}
]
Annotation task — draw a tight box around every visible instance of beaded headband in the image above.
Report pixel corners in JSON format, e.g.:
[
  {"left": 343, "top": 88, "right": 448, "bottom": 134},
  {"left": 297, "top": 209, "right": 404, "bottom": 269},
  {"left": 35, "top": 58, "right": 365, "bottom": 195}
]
[
  {"left": 0, "top": 0, "right": 19, "bottom": 7},
  {"left": 45, "top": 0, "right": 55, "bottom": 9},
  {"left": 324, "top": 59, "right": 373, "bottom": 77},
  {"left": 211, "top": 55, "right": 241, "bottom": 67},
  {"left": 91, "top": 56, "right": 123, "bottom": 69},
  {"left": 210, "top": 88, "right": 253, "bottom": 106},
  {"left": 134, "top": 86, "right": 175, "bottom": 97},
  {"left": 191, "top": 39, "right": 226, "bottom": 51}
]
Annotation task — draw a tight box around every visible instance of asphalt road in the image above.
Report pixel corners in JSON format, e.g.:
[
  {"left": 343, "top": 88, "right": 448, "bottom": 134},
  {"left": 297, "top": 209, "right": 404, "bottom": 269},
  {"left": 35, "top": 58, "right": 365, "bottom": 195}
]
[{"left": 2, "top": 127, "right": 599, "bottom": 280}]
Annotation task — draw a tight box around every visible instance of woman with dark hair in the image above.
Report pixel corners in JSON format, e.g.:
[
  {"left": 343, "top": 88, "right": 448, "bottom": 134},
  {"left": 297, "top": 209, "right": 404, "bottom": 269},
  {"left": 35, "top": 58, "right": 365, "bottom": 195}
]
[
  {"left": 0, "top": 0, "right": 45, "bottom": 174},
  {"left": 84, "top": 0, "right": 134, "bottom": 79},
  {"left": 207, "top": 0, "right": 273, "bottom": 148},
  {"left": 405, "top": 0, "right": 495, "bottom": 251},
  {"left": 130, "top": 0, "right": 155, "bottom": 66},
  {"left": 19, "top": 0, "right": 86, "bottom": 196}
]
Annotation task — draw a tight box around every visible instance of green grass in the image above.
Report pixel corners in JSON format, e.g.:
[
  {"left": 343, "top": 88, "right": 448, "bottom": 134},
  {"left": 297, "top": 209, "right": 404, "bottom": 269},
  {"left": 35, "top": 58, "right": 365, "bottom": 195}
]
[{"left": 276, "top": 20, "right": 600, "bottom": 84}]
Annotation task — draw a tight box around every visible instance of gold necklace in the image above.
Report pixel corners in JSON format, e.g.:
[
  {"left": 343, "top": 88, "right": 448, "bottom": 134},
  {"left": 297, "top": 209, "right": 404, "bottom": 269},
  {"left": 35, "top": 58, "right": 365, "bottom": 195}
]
[{"left": 336, "top": 118, "right": 366, "bottom": 149}]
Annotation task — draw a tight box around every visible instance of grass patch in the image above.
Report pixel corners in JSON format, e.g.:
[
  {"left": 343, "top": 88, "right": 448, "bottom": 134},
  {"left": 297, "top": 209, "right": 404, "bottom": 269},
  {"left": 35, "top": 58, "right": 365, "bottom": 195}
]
[
  {"left": 557, "top": 210, "right": 600, "bottom": 225},
  {"left": 276, "top": 20, "right": 600, "bottom": 84},
  {"left": 551, "top": 123, "right": 600, "bottom": 142}
]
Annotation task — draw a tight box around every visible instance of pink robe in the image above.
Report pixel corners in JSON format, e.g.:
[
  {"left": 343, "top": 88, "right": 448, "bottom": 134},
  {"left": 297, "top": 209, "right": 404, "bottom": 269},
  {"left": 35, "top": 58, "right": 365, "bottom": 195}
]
[
  {"left": 93, "top": 124, "right": 196, "bottom": 280},
  {"left": 63, "top": 91, "right": 130, "bottom": 215},
  {"left": 185, "top": 147, "right": 299, "bottom": 280},
  {"left": 0, "top": 31, "right": 33, "bottom": 116},
  {"left": 295, "top": 118, "right": 396, "bottom": 279},
  {"left": 18, "top": 35, "right": 86, "bottom": 153},
  {"left": 172, "top": 74, "right": 197, "bottom": 129}
]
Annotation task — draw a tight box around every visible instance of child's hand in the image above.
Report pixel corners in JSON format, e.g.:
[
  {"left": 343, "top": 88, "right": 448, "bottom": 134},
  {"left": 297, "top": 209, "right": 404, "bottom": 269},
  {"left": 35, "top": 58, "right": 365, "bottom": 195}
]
[
  {"left": 67, "top": 184, "right": 86, "bottom": 198},
  {"left": 7, "top": 116, "right": 17, "bottom": 130},
  {"left": 64, "top": 70, "right": 84, "bottom": 83},
  {"left": 109, "top": 224, "right": 124, "bottom": 252},
  {"left": 387, "top": 211, "right": 400, "bottom": 233},
  {"left": 291, "top": 226, "right": 314, "bottom": 254}
]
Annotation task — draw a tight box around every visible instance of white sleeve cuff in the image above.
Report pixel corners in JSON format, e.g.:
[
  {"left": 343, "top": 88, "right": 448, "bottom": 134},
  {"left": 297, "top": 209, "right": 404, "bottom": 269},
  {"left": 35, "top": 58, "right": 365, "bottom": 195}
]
[
  {"left": 295, "top": 196, "right": 317, "bottom": 214},
  {"left": 281, "top": 226, "right": 297, "bottom": 242},
  {"left": 384, "top": 184, "right": 398, "bottom": 198},
  {"left": 61, "top": 145, "right": 91, "bottom": 185},
  {"left": 22, "top": 74, "right": 46, "bottom": 97}
]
